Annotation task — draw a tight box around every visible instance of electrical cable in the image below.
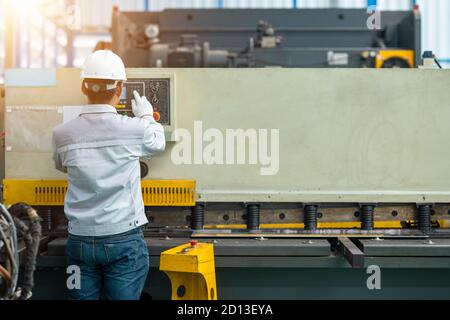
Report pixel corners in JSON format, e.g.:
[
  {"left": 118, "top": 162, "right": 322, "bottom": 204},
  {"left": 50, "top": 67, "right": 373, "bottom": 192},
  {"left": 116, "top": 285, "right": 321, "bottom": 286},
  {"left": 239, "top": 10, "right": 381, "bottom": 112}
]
[{"left": 434, "top": 58, "right": 443, "bottom": 69}]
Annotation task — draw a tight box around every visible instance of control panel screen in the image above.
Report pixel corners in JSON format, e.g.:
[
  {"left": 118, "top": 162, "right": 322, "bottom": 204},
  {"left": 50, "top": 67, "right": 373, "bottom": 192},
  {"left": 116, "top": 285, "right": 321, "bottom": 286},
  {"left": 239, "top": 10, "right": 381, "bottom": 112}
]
[{"left": 118, "top": 78, "right": 171, "bottom": 125}]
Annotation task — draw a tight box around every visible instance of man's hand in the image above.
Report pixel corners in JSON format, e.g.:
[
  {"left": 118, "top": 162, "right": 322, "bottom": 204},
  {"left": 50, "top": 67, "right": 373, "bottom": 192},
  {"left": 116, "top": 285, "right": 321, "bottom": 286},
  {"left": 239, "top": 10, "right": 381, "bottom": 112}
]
[{"left": 131, "top": 90, "right": 154, "bottom": 118}]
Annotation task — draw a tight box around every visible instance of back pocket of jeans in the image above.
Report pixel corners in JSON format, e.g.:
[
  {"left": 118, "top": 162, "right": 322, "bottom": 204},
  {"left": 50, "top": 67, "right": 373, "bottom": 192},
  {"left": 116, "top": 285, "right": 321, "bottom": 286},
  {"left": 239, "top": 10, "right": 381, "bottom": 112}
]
[
  {"left": 66, "top": 238, "right": 83, "bottom": 261},
  {"left": 104, "top": 240, "right": 139, "bottom": 269}
]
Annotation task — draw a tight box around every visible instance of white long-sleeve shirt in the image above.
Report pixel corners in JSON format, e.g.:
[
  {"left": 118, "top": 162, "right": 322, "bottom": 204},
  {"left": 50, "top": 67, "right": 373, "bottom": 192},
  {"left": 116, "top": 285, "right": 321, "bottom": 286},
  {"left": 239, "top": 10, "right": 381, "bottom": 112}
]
[{"left": 52, "top": 104, "right": 166, "bottom": 236}]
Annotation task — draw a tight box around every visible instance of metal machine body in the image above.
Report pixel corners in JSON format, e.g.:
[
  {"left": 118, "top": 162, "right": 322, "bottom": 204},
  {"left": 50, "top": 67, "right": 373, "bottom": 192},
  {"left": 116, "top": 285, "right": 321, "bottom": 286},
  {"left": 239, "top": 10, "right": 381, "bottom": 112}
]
[
  {"left": 111, "top": 8, "right": 421, "bottom": 68},
  {"left": 4, "top": 67, "right": 450, "bottom": 234},
  {"left": 4, "top": 67, "right": 450, "bottom": 299},
  {"left": 5, "top": 68, "right": 450, "bottom": 202}
]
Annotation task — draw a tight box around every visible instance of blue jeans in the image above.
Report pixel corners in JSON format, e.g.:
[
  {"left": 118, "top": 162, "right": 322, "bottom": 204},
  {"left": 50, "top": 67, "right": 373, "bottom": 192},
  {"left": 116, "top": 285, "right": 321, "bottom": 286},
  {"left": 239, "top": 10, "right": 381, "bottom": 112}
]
[{"left": 66, "top": 228, "right": 149, "bottom": 300}]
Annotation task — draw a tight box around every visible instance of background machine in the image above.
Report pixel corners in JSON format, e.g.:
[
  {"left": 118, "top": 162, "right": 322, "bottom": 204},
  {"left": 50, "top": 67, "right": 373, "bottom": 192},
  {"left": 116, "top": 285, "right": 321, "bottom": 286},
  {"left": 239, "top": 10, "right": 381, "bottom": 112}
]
[
  {"left": 109, "top": 8, "right": 420, "bottom": 68},
  {"left": 3, "top": 8, "right": 450, "bottom": 300}
]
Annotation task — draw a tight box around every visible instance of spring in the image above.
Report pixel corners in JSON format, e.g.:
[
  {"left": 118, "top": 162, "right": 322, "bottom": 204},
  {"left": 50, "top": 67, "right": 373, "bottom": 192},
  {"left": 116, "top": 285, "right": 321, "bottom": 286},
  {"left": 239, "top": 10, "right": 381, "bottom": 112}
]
[
  {"left": 190, "top": 204, "right": 205, "bottom": 230},
  {"left": 418, "top": 205, "right": 432, "bottom": 234},
  {"left": 361, "top": 205, "right": 375, "bottom": 231},
  {"left": 246, "top": 204, "right": 260, "bottom": 231},
  {"left": 304, "top": 205, "right": 318, "bottom": 231},
  {"left": 47, "top": 208, "right": 52, "bottom": 232}
]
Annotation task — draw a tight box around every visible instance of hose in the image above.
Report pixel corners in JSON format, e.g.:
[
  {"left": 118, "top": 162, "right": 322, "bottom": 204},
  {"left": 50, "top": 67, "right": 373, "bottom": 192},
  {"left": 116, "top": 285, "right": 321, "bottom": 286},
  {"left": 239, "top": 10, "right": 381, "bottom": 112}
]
[
  {"left": 0, "top": 265, "right": 11, "bottom": 282},
  {"left": 0, "top": 226, "right": 16, "bottom": 271},
  {"left": 0, "top": 204, "right": 19, "bottom": 298},
  {"left": 6, "top": 203, "right": 42, "bottom": 300}
]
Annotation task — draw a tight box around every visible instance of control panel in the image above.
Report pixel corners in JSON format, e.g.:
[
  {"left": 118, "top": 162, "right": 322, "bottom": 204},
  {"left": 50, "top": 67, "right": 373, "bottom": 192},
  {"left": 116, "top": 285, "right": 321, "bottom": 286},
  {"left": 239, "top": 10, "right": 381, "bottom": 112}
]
[{"left": 118, "top": 78, "right": 171, "bottom": 125}]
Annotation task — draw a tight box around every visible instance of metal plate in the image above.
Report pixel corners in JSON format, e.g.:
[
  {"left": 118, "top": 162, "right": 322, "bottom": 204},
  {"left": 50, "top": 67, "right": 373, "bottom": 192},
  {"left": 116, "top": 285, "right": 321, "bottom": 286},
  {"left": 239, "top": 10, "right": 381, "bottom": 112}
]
[
  {"left": 192, "top": 228, "right": 426, "bottom": 238},
  {"left": 47, "top": 237, "right": 331, "bottom": 257},
  {"left": 359, "top": 239, "right": 450, "bottom": 257}
]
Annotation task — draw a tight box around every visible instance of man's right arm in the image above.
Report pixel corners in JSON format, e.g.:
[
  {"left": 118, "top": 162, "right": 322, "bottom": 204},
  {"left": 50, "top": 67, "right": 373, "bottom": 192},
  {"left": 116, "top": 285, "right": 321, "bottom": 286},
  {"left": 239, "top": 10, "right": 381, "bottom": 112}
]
[
  {"left": 132, "top": 91, "right": 166, "bottom": 157},
  {"left": 141, "top": 117, "right": 166, "bottom": 157}
]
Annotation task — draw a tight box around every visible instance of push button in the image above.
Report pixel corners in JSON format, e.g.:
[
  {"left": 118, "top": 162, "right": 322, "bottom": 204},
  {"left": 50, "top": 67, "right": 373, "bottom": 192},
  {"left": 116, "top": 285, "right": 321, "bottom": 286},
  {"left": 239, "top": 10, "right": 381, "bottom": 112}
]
[{"left": 190, "top": 240, "right": 199, "bottom": 248}]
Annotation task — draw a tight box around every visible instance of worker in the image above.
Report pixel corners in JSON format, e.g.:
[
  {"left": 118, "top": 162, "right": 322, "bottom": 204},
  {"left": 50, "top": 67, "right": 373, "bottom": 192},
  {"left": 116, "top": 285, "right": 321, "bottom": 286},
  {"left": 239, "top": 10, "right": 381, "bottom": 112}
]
[{"left": 52, "top": 50, "right": 166, "bottom": 300}]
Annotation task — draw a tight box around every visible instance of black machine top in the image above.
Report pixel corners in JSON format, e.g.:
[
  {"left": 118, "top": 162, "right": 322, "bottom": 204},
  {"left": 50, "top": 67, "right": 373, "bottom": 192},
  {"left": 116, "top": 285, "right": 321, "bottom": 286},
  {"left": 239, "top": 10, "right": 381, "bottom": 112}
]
[{"left": 110, "top": 8, "right": 421, "bottom": 68}]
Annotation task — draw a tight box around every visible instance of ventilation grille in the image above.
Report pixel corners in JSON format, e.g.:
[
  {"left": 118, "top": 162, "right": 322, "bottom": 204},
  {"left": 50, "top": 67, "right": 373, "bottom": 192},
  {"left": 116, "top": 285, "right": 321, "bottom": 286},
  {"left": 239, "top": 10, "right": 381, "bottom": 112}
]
[
  {"left": 35, "top": 185, "right": 68, "bottom": 205},
  {"left": 3, "top": 180, "right": 196, "bottom": 207},
  {"left": 141, "top": 181, "right": 196, "bottom": 206}
]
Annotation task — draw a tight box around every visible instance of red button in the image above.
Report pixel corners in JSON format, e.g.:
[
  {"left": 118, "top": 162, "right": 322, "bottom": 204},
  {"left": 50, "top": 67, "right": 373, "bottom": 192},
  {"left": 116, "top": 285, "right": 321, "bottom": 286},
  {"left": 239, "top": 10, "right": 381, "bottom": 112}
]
[
  {"left": 190, "top": 240, "right": 198, "bottom": 248},
  {"left": 153, "top": 112, "right": 161, "bottom": 122}
]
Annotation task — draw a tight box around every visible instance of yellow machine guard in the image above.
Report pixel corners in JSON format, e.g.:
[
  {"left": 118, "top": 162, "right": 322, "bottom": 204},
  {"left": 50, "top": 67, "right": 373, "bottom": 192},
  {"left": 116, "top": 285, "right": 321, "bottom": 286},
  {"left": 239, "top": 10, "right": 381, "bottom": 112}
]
[
  {"left": 376, "top": 49, "right": 415, "bottom": 68},
  {"left": 3, "top": 179, "right": 196, "bottom": 207},
  {"left": 160, "top": 241, "right": 217, "bottom": 300}
]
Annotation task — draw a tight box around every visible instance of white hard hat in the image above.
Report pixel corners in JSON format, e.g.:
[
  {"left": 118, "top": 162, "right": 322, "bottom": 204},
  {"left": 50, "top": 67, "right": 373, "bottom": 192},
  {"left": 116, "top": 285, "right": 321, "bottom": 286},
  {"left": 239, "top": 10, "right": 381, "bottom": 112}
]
[{"left": 80, "top": 50, "right": 127, "bottom": 81}]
